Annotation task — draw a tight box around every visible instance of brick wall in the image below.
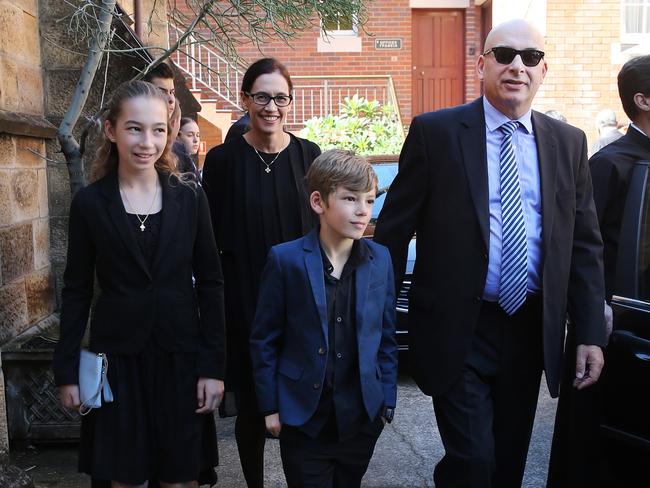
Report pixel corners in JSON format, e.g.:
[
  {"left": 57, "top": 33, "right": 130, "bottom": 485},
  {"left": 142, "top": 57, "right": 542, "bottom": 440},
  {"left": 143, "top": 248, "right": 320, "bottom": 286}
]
[
  {"left": 465, "top": 4, "right": 483, "bottom": 101},
  {"left": 174, "top": 1, "right": 485, "bottom": 126},
  {"left": 535, "top": 0, "right": 624, "bottom": 145}
]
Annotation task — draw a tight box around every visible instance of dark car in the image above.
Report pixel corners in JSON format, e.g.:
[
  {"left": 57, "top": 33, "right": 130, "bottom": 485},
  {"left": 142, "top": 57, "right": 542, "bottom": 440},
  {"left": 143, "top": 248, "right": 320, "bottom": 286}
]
[
  {"left": 367, "top": 156, "right": 414, "bottom": 351},
  {"left": 598, "top": 161, "right": 650, "bottom": 483}
]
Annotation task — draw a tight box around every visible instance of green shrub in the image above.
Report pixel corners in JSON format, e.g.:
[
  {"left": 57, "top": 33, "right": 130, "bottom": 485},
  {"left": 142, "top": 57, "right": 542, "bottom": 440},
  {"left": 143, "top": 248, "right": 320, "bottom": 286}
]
[{"left": 300, "top": 94, "right": 404, "bottom": 155}]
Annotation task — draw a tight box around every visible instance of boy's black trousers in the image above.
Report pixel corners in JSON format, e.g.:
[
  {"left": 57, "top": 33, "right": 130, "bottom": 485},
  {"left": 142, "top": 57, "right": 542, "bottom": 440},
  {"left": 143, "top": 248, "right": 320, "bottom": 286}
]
[{"left": 279, "top": 417, "right": 383, "bottom": 488}]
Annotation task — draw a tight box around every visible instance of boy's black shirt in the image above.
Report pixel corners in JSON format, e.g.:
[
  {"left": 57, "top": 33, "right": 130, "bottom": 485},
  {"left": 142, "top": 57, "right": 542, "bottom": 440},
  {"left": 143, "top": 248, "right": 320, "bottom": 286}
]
[{"left": 298, "top": 239, "right": 379, "bottom": 441}]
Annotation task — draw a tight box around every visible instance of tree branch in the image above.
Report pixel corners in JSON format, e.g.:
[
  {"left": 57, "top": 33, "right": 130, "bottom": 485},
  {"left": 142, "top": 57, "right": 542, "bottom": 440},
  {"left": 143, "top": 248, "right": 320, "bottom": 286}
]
[{"left": 57, "top": 0, "right": 116, "bottom": 196}]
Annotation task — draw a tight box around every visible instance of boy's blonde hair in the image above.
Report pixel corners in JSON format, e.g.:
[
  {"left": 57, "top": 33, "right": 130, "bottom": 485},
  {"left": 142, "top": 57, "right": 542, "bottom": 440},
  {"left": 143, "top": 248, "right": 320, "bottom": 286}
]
[{"left": 306, "top": 149, "right": 378, "bottom": 201}]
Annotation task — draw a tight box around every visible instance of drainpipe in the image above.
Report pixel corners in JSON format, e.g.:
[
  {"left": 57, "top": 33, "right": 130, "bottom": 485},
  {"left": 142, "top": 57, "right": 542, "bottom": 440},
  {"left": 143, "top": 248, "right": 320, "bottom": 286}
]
[{"left": 134, "top": 0, "right": 142, "bottom": 40}]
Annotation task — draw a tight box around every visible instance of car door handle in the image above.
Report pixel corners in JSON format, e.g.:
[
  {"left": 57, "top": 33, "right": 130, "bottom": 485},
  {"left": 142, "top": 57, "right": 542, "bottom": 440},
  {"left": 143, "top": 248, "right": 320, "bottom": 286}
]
[{"left": 611, "top": 330, "right": 650, "bottom": 361}]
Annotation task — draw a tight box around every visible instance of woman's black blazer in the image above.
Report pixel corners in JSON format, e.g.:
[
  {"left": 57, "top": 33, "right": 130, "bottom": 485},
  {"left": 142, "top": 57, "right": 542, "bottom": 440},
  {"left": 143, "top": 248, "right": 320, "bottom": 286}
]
[{"left": 52, "top": 170, "right": 226, "bottom": 386}]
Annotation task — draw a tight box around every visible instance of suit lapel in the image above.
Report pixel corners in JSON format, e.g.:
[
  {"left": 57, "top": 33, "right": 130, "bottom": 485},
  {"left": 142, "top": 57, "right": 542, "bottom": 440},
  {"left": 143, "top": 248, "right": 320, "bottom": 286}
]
[
  {"left": 303, "top": 230, "right": 329, "bottom": 346},
  {"left": 152, "top": 172, "right": 182, "bottom": 270},
  {"left": 101, "top": 171, "right": 151, "bottom": 279},
  {"left": 460, "top": 98, "right": 490, "bottom": 248},
  {"left": 354, "top": 242, "right": 373, "bottom": 337},
  {"left": 531, "top": 112, "right": 558, "bottom": 263}
]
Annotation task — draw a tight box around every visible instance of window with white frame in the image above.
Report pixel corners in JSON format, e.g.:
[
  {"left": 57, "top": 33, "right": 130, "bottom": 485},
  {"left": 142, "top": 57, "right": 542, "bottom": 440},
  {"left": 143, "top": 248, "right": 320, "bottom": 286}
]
[
  {"left": 623, "top": 0, "right": 650, "bottom": 43},
  {"left": 321, "top": 11, "right": 358, "bottom": 37},
  {"left": 318, "top": 11, "right": 362, "bottom": 52}
]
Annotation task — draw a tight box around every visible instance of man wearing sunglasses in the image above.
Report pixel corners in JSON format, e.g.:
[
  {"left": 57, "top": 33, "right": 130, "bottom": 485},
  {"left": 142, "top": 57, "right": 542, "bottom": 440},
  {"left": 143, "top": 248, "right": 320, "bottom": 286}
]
[{"left": 375, "top": 19, "right": 605, "bottom": 487}]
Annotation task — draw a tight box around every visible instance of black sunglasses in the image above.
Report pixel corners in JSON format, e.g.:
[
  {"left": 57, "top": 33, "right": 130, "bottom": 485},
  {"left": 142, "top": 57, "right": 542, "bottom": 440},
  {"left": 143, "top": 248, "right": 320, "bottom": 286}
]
[
  {"left": 483, "top": 47, "right": 545, "bottom": 67},
  {"left": 245, "top": 91, "right": 293, "bottom": 107}
]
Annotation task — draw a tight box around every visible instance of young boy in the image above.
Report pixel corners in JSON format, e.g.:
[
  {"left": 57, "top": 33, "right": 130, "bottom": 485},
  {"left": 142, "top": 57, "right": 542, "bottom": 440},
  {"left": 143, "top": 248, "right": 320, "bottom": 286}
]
[
  {"left": 250, "top": 149, "right": 398, "bottom": 487},
  {"left": 143, "top": 62, "right": 176, "bottom": 116},
  {"left": 144, "top": 64, "right": 199, "bottom": 179}
]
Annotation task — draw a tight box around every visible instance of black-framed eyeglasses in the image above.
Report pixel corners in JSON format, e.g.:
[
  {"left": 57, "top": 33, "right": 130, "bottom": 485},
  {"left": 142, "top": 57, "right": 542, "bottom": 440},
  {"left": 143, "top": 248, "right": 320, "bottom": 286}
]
[
  {"left": 482, "top": 47, "right": 545, "bottom": 67},
  {"left": 245, "top": 92, "right": 293, "bottom": 107}
]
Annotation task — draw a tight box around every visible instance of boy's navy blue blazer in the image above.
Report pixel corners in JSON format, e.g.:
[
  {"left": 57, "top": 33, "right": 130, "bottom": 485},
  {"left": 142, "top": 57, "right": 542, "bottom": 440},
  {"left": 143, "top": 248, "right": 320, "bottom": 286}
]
[{"left": 250, "top": 228, "right": 398, "bottom": 427}]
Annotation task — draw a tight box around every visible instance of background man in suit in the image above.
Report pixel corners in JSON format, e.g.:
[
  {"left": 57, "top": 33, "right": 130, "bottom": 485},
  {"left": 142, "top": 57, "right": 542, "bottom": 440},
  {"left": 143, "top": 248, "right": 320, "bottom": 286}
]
[
  {"left": 590, "top": 109, "right": 624, "bottom": 157},
  {"left": 548, "top": 54, "right": 650, "bottom": 488},
  {"left": 374, "top": 19, "right": 606, "bottom": 487}
]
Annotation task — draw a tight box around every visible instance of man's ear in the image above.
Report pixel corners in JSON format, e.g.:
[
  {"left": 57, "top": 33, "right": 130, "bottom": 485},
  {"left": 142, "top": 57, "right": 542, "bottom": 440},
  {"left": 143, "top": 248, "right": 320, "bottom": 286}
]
[
  {"left": 476, "top": 55, "right": 486, "bottom": 81},
  {"left": 104, "top": 119, "right": 116, "bottom": 143},
  {"left": 310, "top": 191, "right": 325, "bottom": 215},
  {"left": 634, "top": 92, "right": 650, "bottom": 113}
]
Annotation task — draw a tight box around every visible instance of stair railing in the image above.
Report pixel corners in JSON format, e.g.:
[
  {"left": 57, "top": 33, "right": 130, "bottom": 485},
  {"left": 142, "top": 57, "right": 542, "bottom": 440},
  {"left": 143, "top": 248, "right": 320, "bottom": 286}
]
[{"left": 168, "top": 22, "right": 245, "bottom": 110}]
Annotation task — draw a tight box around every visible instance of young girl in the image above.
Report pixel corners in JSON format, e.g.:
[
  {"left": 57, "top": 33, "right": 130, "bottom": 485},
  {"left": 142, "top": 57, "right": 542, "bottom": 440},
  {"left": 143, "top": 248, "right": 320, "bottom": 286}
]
[
  {"left": 177, "top": 117, "right": 201, "bottom": 158},
  {"left": 53, "top": 80, "right": 225, "bottom": 488},
  {"left": 171, "top": 112, "right": 200, "bottom": 180}
]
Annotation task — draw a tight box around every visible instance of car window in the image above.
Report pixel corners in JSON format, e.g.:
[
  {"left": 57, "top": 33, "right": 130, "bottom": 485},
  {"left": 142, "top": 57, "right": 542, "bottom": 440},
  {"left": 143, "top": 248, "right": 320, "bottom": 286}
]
[
  {"left": 639, "top": 177, "right": 650, "bottom": 301},
  {"left": 371, "top": 162, "right": 398, "bottom": 219}
]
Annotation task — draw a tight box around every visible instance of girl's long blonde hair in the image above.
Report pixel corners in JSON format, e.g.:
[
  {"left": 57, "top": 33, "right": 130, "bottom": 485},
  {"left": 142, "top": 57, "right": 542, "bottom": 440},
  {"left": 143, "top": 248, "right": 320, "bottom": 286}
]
[{"left": 90, "top": 80, "right": 186, "bottom": 184}]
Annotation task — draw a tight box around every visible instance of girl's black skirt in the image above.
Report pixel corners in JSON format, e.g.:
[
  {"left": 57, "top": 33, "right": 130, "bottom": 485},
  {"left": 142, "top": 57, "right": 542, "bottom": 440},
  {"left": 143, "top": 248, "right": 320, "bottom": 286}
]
[{"left": 79, "top": 342, "right": 218, "bottom": 485}]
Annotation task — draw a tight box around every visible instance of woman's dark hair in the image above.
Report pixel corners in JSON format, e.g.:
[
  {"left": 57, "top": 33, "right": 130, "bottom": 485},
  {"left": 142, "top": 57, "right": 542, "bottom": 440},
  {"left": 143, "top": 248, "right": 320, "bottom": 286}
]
[
  {"left": 241, "top": 58, "right": 293, "bottom": 93},
  {"left": 618, "top": 55, "right": 650, "bottom": 120}
]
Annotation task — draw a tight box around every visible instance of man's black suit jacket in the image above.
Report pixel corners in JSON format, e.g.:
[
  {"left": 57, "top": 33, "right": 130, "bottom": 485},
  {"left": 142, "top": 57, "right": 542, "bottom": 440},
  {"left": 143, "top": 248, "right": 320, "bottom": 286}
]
[
  {"left": 374, "top": 97, "right": 606, "bottom": 398},
  {"left": 589, "top": 126, "right": 650, "bottom": 299},
  {"left": 52, "top": 170, "right": 226, "bottom": 386}
]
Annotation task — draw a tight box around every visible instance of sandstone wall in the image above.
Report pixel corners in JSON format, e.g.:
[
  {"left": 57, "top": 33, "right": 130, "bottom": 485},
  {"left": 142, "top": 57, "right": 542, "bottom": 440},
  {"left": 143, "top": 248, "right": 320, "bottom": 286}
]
[{"left": 0, "top": 0, "right": 55, "bottom": 456}]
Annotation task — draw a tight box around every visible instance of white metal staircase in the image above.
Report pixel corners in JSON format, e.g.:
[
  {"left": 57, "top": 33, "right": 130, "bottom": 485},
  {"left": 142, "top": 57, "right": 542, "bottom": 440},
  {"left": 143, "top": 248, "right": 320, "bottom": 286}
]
[
  {"left": 168, "top": 21, "right": 403, "bottom": 133},
  {"left": 169, "top": 22, "right": 245, "bottom": 111}
]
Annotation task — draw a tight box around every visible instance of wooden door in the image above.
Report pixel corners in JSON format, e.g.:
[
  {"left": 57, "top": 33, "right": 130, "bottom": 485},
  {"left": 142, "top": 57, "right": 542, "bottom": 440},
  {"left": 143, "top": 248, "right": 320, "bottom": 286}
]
[{"left": 412, "top": 10, "right": 464, "bottom": 116}]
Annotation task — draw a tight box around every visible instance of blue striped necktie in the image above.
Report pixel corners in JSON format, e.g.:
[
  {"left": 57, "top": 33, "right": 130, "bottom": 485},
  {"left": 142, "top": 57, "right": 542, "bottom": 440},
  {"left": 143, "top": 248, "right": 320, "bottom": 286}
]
[{"left": 498, "top": 121, "right": 528, "bottom": 315}]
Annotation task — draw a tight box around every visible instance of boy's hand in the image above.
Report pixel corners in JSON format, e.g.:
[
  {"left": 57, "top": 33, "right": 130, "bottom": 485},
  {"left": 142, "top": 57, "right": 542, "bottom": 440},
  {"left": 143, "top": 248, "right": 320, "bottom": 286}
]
[
  {"left": 196, "top": 378, "right": 224, "bottom": 413},
  {"left": 59, "top": 384, "right": 81, "bottom": 409},
  {"left": 265, "top": 413, "right": 282, "bottom": 437}
]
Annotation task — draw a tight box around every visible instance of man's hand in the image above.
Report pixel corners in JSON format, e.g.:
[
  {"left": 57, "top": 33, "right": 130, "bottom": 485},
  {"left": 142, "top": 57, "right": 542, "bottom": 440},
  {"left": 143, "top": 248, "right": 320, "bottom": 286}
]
[
  {"left": 59, "top": 384, "right": 81, "bottom": 409},
  {"left": 196, "top": 378, "right": 224, "bottom": 413},
  {"left": 265, "top": 413, "right": 282, "bottom": 437},
  {"left": 604, "top": 301, "right": 613, "bottom": 342},
  {"left": 573, "top": 344, "right": 604, "bottom": 390}
]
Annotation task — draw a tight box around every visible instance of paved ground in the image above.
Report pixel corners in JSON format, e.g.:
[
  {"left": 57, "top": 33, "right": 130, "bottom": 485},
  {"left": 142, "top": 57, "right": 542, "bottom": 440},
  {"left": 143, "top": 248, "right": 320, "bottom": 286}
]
[{"left": 10, "top": 362, "right": 557, "bottom": 487}]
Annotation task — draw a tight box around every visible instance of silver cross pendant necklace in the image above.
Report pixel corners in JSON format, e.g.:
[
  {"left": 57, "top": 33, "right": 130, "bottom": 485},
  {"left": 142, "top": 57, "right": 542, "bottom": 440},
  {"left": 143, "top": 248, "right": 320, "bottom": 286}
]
[
  {"left": 253, "top": 147, "right": 283, "bottom": 173},
  {"left": 120, "top": 182, "right": 159, "bottom": 232}
]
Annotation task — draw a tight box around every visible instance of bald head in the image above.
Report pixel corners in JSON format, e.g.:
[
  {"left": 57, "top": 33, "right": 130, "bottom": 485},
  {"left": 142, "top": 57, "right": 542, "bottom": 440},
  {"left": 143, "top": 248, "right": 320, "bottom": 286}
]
[
  {"left": 483, "top": 20, "right": 545, "bottom": 53},
  {"left": 477, "top": 19, "right": 547, "bottom": 119}
]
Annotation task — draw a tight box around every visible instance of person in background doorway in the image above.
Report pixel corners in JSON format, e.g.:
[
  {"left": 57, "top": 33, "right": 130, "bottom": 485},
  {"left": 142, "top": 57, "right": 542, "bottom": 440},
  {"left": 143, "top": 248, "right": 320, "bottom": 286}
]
[{"left": 202, "top": 57, "right": 320, "bottom": 488}]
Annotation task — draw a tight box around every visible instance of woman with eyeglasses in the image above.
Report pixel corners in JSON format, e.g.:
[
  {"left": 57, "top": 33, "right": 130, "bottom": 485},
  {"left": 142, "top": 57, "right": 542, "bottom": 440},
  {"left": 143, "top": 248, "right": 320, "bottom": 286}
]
[{"left": 201, "top": 58, "right": 320, "bottom": 487}]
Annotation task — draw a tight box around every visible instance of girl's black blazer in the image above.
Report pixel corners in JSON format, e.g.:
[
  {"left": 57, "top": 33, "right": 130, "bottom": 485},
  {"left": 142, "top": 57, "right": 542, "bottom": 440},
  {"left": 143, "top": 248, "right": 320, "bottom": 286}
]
[{"left": 52, "top": 170, "right": 226, "bottom": 386}]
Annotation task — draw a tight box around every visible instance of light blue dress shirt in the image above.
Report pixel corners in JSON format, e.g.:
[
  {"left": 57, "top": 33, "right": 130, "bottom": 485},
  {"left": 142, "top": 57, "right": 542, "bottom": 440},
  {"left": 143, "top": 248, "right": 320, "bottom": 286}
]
[{"left": 482, "top": 98, "right": 542, "bottom": 301}]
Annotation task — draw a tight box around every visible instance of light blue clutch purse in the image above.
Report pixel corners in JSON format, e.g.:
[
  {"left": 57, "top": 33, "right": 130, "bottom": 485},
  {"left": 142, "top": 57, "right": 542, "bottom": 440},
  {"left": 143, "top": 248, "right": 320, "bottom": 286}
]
[{"left": 78, "top": 349, "right": 114, "bottom": 415}]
